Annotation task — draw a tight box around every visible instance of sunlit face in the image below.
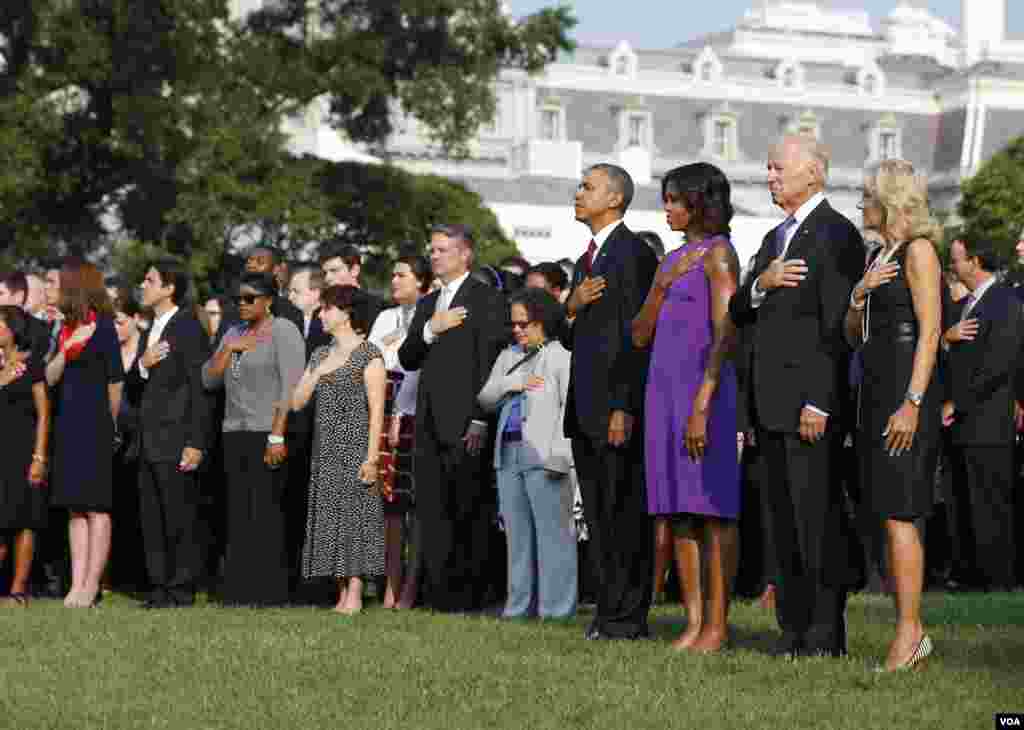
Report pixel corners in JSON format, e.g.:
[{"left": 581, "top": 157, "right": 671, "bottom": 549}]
[
  {"left": 0, "top": 283, "right": 22, "bottom": 307},
  {"left": 859, "top": 187, "right": 884, "bottom": 233},
  {"left": 429, "top": 233, "right": 471, "bottom": 283},
  {"left": 321, "top": 257, "right": 358, "bottom": 288},
  {"left": 44, "top": 270, "right": 60, "bottom": 307},
  {"left": 234, "top": 286, "right": 271, "bottom": 323},
  {"left": 1016, "top": 237, "right": 1024, "bottom": 265},
  {"left": 288, "top": 271, "right": 320, "bottom": 314},
  {"left": 114, "top": 311, "right": 140, "bottom": 345},
  {"left": 390, "top": 262, "right": 422, "bottom": 305},
  {"left": 663, "top": 188, "right": 693, "bottom": 233},
  {"left": 525, "top": 272, "right": 552, "bottom": 295},
  {"left": 0, "top": 317, "right": 12, "bottom": 349},
  {"left": 245, "top": 250, "right": 274, "bottom": 275},
  {"left": 574, "top": 168, "right": 619, "bottom": 226},
  {"left": 140, "top": 267, "right": 174, "bottom": 309},
  {"left": 510, "top": 303, "right": 545, "bottom": 349},
  {"left": 767, "top": 139, "right": 816, "bottom": 213},
  {"left": 204, "top": 298, "right": 222, "bottom": 334},
  {"left": 949, "top": 241, "right": 976, "bottom": 290},
  {"left": 318, "top": 303, "right": 350, "bottom": 335},
  {"left": 25, "top": 275, "right": 44, "bottom": 315}
]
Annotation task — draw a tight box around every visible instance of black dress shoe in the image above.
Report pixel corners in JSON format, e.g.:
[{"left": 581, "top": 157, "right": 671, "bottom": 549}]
[
  {"left": 585, "top": 626, "right": 607, "bottom": 641},
  {"left": 774, "top": 632, "right": 804, "bottom": 659}
]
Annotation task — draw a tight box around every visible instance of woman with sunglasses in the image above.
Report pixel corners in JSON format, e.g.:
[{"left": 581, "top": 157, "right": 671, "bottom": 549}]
[
  {"left": 203, "top": 273, "right": 305, "bottom": 606},
  {"left": 478, "top": 287, "right": 577, "bottom": 619},
  {"left": 0, "top": 306, "right": 50, "bottom": 607}
]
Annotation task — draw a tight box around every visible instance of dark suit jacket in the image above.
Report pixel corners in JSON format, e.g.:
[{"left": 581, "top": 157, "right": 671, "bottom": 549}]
[
  {"left": 729, "top": 199, "right": 864, "bottom": 433},
  {"left": 272, "top": 295, "right": 304, "bottom": 337},
  {"left": 138, "top": 310, "right": 214, "bottom": 463},
  {"left": 304, "top": 307, "right": 331, "bottom": 361},
  {"left": 945, "top": 282, "right": 1023, "bottom": 446},
  {"left": 25, "top": 315, "right": 51, "bottom": 367},
  {"left": 562, "top": 222, "right": 659, "bottom": 442},
  {"left": 398, "top": 276, "right": 506, "bottom": 447}
]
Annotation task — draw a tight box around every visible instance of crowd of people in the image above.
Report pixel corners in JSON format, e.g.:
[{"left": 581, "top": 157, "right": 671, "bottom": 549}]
[{"left": 1, "top": 134, "right": 1023, "bottom": 674}]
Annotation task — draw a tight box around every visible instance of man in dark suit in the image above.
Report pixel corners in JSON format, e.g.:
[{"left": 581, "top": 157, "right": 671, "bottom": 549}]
[
  {"left": 245, "top": 244, "right": 305, "bottom": 335},
  {"left": 729, "top": 135, "right": 864, "bottom": 657},
  {"left": 136, "top": 260, "right": 214, "bottom": 608},
  {"left": 399, "top": 224, "right": 506, "bottom": 612},
  {"left": 0, "top": 271, "right": 51, "bottom": 362},
  {"left": 319, "top": 241, "right": 383, "bottom": 333},
  {"left": 943, "top": 239, "right": 1021, "bottom": 591},
  {"left": 563, "top": 164, "right": 659, "bottom": 640}
]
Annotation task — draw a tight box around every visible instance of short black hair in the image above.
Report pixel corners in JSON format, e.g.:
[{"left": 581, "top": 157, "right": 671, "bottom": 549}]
[
  {"left": 112, "top": 287, "right": 142, "bottom": 318},
  {"left": 146, "top": 258, "right": 191, "bottom": 306},
  {"left": 509, "top": 287, "right": 565, "bottom": 341},
  {"left": 471, "top": 265, "right": 503, "bottom": 290},
  {"left": 396, "top": 254, "right": 432, "bottom": 294},
  {"left": 662, "top": 162, "right": 734, "bottom": 236},
  {"left": 587, "top": 163, "right": 635, "bottom": 212},
  {"left": 320, "top": 284, "right": 374, "bottom": 336},
  {"left": 237, "top": 272, "right": 278, "bottom": 298},
  {"left": 248, "top": 243, "right": 285, "bottom": 265},
  {"left": 959, "top": 238, "right": 1002, "bottom": 273},
  {"left": 318, "top": 241, "right": 361, "bottom": 268},
  {"left": 526, "top": 262, "right": 569, "bottom": 293},
  {"left": 0, "top": 304, "right": 31, "bottom": 350},
  {"left": 0, "top": 270, "right": 28, "bottom": 304},
  {"left": 431, "top": 224, "right": 476, "bottom": 252}
]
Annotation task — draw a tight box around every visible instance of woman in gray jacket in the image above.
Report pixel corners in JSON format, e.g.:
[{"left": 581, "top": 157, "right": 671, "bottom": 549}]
[{"left": 478, "top": 287, "right": 577, "bottom": 618}]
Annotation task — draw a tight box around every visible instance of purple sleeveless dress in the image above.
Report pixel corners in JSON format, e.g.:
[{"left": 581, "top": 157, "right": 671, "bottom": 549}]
[{"left": 645, "top": 237, "right": 740, "bottom": 519}]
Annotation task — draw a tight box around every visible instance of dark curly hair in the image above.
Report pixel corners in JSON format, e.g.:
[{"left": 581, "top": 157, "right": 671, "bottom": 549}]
[
  {"left": 508, "top": 287, "right": 564, "bottom": 341},
  {"left": 661, "top": 162, "right": 734, "bottom": 237},
  {"left": 320, "top": 284, "right": 375, "bottom": 336}
]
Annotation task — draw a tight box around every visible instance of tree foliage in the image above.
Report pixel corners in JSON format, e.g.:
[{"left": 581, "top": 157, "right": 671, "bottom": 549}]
[
  {"left": 959, "top": 135, "right": 1024, "bottom": 265},
  {"left": 246, "top": 0, "right": 575, "bottom": 155}
]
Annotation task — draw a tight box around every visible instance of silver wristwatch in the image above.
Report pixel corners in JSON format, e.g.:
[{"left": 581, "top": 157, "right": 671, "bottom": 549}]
[{"left": 905, "top": 390, "right": 923, "bottom": 407}]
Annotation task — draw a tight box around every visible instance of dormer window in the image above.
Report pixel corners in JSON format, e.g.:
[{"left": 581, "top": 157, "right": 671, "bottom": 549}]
[
  {"left": 775, "top": 60, "right": 804, "bottom": 91},
  {"left": 608, "top": 41, "right": 637, "bottom": 79},
  {"left": 693, "top": 46, "right": 722, "bottom": 84},
  {"left": 857, "top": 62, "right": 886, "bottom": 96},
  {"left": 867, "top": 114, "right": 902, "bottom": 162}
]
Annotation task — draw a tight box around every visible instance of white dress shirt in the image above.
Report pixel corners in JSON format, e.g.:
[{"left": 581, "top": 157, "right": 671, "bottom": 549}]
[
  {"left": 962, "top": 274, "right": 997, "bottom": 321},
  {"left": 368, "top": 304, "right": 420, "bottom": 416},
  {"left": 588, "top": 219, "right": 623, "bottom": 264},
  {"left": 422, "top": 270, "right": 471, "bottom": 345},
  {"left": 751, "top": 191, "right": 827, "bottom": 307},
  {"left": 139, "top": 305, "right": 178, "bottom": 380}
]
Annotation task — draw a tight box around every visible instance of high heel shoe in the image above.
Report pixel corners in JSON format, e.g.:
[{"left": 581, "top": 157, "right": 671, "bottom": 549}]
[{"left": 876, "top": 634, "right": 933, "bottom": 673}]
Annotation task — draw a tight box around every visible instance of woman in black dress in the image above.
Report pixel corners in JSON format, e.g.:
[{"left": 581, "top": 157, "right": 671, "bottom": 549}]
[
  {"left": 0, "top": 306, "right": 50, "bottom": 606},
  {"left": 46, "top": 259, "right": 124, "bottom": 608},
  {"left": 110, "top": 291, "right": 148, "bottom": 591},
  {"left": 846, "top": 159, "right": 942, "bottom": 671}
]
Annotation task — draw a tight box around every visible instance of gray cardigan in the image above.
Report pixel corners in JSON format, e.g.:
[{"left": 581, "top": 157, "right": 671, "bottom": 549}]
[
  {"left": 477, "top": 341, "right": 573, "bottom": 473},
  {"left": 202, "top": 318, "right": 305, "bottom": 433}
]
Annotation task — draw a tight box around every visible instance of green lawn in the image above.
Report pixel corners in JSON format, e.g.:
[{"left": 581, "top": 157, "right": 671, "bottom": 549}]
[{"left": 2, "top": 591, "right": 1022, "bottom": 730}]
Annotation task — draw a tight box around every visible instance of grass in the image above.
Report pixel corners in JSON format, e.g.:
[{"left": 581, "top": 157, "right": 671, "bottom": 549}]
[{"left": 1, "top": 591, "right": 1022, "bottom": 730}]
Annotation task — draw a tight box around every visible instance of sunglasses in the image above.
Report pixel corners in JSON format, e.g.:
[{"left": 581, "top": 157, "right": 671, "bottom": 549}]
[
  {"left": 510, "top": 320, "right": 533, "bottom": 330},
  {"left": 232, "top": 294, "right": 264, "bottom": 305}
]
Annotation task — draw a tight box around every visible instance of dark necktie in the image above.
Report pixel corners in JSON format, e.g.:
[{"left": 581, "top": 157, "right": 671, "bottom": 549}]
[
  {"left": 581, "top": 239, "right": 597, "bottom": 276},
  {"left": 772, "top": 217, "right": 796, "bottom": 259}
]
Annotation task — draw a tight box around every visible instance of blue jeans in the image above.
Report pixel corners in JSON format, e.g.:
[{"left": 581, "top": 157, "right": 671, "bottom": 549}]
[{"left": 497, "top": 443, "right": 578, "bottom": 618}]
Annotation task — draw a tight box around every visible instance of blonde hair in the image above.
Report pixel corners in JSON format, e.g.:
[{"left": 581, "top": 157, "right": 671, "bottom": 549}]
[{"left": 864, "top": 159, "right": 942, "bottom": 244}]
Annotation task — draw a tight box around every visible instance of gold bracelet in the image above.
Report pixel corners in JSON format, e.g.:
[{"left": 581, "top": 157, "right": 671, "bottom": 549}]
[{"left": 849, "top": 289, "right": 866, "bottom": 311}]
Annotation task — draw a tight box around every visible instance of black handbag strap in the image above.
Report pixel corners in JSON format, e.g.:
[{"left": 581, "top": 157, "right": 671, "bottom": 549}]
[{"left": 505, "top": 346, "right": 542, "bottom": 376}]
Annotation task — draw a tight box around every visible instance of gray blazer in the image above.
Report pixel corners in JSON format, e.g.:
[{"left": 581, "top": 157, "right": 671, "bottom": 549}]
[{"left": 478, "top": 341, "right": 573, "bottom": 473}]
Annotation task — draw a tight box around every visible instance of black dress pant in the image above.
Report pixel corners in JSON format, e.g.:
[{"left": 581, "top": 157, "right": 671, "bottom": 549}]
[
  {"left": 951, "top": 444, "right": 1017, "bottom": 590},
  {"left": 221, "top": 432, "right": 289, "bottom": 606},
  {"left": 571, "top": 434, "right": 652, "bottom": 637},
  {"left": 138, "top": 458, "right": 201, "bottom": 604},
  {"left": 415, "top": 426, "right": 490, "bottom": 613},
  {"left": 759, "top": 430, "right": 850, "bottom": 655}
]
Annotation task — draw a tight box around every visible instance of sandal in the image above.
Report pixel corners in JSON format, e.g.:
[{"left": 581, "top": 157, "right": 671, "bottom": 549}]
[{"left": 1, "top": 593, "right": 30, "bottom": 607}]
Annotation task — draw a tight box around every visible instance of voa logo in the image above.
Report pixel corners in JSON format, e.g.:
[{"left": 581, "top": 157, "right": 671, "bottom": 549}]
[{"left": 999, "top": 718, "right": 1021, "bottom": 727}]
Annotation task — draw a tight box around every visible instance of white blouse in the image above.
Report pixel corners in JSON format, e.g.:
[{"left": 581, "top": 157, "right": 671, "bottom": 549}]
[{"left": 368, "top": 304, "right": 420, "bottom": 416}]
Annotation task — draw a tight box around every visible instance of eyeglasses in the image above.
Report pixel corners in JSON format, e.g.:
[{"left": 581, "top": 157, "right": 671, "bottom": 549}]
[
  {"left": 232, "top": 294, "right": 261, "bottom": 305},
  {"left": 510, "top": 320, "right": 533, "bottom": 330}
]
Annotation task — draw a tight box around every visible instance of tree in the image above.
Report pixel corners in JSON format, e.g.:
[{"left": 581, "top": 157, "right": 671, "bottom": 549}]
[
  {"left": 959, "top": 135, "right": 1024, "bottom": 265},
  {"left": 246, "top": 0, "right": 576, "bottom": 155}
]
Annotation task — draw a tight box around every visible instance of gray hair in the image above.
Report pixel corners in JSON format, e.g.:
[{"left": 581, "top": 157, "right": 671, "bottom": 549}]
[
  {"left": 585, "top": 163, "right": 635, "bottom": 213},
  {"left": 779, "top": 134, "right": 831, "bottom": 184}
]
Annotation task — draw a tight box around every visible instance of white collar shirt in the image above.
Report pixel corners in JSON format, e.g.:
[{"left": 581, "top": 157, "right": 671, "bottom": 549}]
[{"left": 139, "top": 305, "right": 178, "bottom": 379}]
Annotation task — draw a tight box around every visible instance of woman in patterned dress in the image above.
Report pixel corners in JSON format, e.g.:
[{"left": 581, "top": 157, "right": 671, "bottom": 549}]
[{"left": 292, "top": 285, "right": 387, "bottom": 614}]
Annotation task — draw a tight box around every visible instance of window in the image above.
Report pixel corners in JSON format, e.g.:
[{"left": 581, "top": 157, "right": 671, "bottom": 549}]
[
  {"left": 857, "top": 64, "right": 885, "bottom": 96},
  {"left": 693, "top": 46, "right": 722, "bottom": 84},
  {"left": 608, "top": 41, "right": 637, "bottom": 79},
  {"left": 539, "top": 108, "right": 561, "bottom": 141},
  {"left": 879, "top": 131, "right": 898, "bottom": 159},
  {"left": 628, "top": 114, "right": 648, "bottom": 147},
  {"left": 775, "top": 60, "right": 803, "bottom": 91},
  {"left": 782, "top": 68, "right": 797, "bottom": 88},
  {"left": 701, "top": 61, "right": 714, "bottom": 82},
  {"left": 614, "top": 56, "right": 630, "bottom": 76},
  {"left": 713, "top": 121, "right": 732, "bottom": 157},
  {"left": 863, "top": 74, "right": 877, "bottom": 96}
]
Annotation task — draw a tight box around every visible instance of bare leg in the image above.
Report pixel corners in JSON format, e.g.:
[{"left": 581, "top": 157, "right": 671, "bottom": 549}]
[
  {"left": 671, "top": 518, "right": 703, "bottom": 650},
  {"left": 382, "top": 514, "right": 403, "bottom": 608},
  {"left": 884, "top": 518, "right": 926, "bottom": 671},
  {"left": 332, "top": 578, "right": 348, "bottom": 613},
  {"left": 691, "top": 518, "right": 738, "bottom": 653},
  {"left": 66, "top": 513, "right": 90, "bottom": 607},
  {"left": 652, "top": 518, "right": 672, "bottom": 603},
  {"left": 342, "top": 576, "right": 364, "bottom": 614},
  {"left": 81, "top": 512, "right": 111, "bottom": 606},
  {"left": 9, "top": 530, "right": 35, "bottom": 596}
]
